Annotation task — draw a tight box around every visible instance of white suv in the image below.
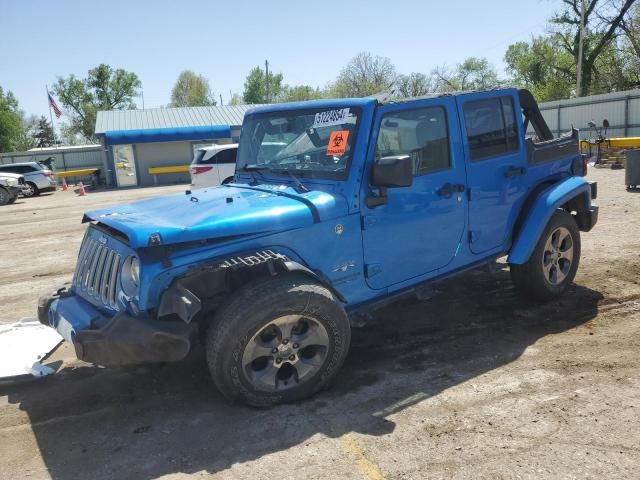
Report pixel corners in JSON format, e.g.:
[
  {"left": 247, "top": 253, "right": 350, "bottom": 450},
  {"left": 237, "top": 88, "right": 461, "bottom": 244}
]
[
  {"left": 190, "top": 144, "right": 238, "bottom": 188},
  {"left": 0, "top": 162, "right": 56, "bottom": 197}
]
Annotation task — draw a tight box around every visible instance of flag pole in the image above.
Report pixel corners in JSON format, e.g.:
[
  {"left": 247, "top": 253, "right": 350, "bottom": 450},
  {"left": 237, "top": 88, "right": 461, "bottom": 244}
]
[{"left": 46, "top": 85, "right": 59, "bottom": 148}]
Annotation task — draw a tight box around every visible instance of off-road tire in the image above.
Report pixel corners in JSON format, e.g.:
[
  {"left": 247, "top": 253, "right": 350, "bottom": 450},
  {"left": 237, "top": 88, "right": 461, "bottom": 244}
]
[
  {"left": 511, "top": 210, "right": 581, "bottom": 301},
  {"left": 206, "top": 273, "right": 351, "bottom": 407},
  {"left": 0, "top": 186, "right": 10, "bottom": 206}
]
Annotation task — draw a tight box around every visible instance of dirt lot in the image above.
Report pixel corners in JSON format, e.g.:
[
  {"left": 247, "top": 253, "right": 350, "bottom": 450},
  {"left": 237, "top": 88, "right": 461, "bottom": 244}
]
[{"left": 1, "top": 169, "right": 639, "bottom": 480}]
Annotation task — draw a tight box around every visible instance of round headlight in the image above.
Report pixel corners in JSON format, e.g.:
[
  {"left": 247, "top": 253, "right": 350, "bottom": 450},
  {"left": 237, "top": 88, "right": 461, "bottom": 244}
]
[{"left": 122, "top": 256, "right": 140, "bottom": 296}]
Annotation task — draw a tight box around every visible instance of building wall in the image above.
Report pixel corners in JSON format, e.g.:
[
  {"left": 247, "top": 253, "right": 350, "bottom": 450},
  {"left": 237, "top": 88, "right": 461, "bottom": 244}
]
[{"left": 538, "top": 89, "right": 640, "bottom": 139}]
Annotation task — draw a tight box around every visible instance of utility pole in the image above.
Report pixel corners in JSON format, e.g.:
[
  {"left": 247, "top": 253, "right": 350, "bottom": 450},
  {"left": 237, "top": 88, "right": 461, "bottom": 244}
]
[
  {"left": 219, "top": 94, "right": 223, "bottom": 106},
  {"left": 265, "top": 59, "right": 270, "bottom": 103},
  {"left": 576, "top": 0, "right": 586, "bottom": 97}
]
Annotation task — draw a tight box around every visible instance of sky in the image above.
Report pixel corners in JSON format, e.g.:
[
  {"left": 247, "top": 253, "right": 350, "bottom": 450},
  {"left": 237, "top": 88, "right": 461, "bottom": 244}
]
[{"left": 1, "top": 0, "right": 559, "bottom": 121}]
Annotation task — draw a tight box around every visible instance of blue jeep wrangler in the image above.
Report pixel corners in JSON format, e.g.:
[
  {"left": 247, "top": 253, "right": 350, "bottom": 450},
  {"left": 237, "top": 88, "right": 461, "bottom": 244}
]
[{"left": 39, "top": 88, "right": 598, "bottom": 406}]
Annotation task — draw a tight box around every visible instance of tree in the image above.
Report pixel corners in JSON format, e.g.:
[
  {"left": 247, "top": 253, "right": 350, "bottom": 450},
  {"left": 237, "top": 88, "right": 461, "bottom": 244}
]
[
  {"left": 330, "top": 52, "right": 397, "bottom": 98},
  {"left": 279, "top": 85, "right": 323, "bottom": 102},
  {"left": 395, "top": 72, "right": 437, "bottom": 98},
  {"left": 53, "top": 64, "right": 141, "bottom": 141},
  {"left": 242, "top": 67, "right": 284, "bottom": 104},
  {"left": 0, "top": 87, "right": 26, "bottom": 152},
  {"left": 169, "top": 70, "right": 216, "bottom": 107},
  {"left": 228, "top": 93, "right": 245, "bottom": 106},
  {"left": 550, "top": 0, "right": 636, "bottom": 96},
  {"left": 505, "top": 37, "right": 576, "bottom": 101},
  {"left": 33, "top": 116, "right": 55, "bottom": 148},
  {"left": 434, "top": 57, "right": 502, "bottom": 92}
]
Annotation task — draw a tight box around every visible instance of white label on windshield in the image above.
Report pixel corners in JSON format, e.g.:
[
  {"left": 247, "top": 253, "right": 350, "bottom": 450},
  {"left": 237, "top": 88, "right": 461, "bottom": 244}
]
[{"left": 313, "top": 108, "right": 350, "bottom": 128}]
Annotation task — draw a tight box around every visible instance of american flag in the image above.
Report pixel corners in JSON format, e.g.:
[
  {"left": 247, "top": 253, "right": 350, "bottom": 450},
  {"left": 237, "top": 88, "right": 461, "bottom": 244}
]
[{"left": 48, "top": 92, "right": 62, "bottom": 118}]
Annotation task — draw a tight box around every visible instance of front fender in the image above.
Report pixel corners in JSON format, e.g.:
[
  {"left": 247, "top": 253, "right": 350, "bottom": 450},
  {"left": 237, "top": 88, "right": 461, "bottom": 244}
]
[{"left": 508, "top": 176, "right": 592, "bottom": 264}]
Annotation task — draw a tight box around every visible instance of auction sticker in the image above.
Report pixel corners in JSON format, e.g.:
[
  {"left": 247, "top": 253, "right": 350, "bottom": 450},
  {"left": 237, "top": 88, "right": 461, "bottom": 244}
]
[
  {"left": 326, "top": 130, "right": 350, "bottom": 156},
  {"left": 313, "top": 108, "right": 350, "bottom": 128}
]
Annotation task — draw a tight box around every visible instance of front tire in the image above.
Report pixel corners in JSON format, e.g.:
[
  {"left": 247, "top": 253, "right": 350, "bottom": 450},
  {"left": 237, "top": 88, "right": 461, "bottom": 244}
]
[
  {"left": 0, "top": 186, "right": 10, "bottom": 206},
  {"left": 206, "top": 274, "right": 351, "bottom": 407},
  {"left": 511, "top": 210, "right": 581, "bottom": 301}
]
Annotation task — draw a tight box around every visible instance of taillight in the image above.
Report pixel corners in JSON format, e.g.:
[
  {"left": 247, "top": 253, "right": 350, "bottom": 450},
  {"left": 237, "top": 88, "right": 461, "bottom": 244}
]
[
  {"left": 42, "top": 170, "right": 53, "bottom": 177},
  {"left": 581, "top": 154, "right": 588, "bottom": 176},
  {"left": 191, "top": 166, "right": 213, "bottom": 175}
]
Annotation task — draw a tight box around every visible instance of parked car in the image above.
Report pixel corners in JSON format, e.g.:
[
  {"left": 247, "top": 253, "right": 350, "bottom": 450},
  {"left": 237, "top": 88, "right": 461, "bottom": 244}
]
[
  {"left": 39, "top": 88, "right": 598, "bottom": 406},
  {"left": 0, "top": 172, "right": 25, "bottom": 205},
  {"left": 0, "top": 162, "right": 56, "bottom": 197},
  {"left": 190, "top": 144, "right": 238, "bottom": 188}
]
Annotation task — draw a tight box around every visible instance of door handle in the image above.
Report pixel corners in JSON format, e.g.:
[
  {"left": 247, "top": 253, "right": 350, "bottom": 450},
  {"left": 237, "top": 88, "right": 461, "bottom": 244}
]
[
  {"left": 504, "top": 166, "right": 527, "bottom": 178},
  {"left": 437, "top": 183, "right": 465, "bottom": 197}
]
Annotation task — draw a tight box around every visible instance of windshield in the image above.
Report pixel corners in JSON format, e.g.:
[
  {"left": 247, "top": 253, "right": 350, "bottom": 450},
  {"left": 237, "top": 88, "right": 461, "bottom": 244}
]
[{"left": 236, "top": 107, "right": 361, "bottom": 179}]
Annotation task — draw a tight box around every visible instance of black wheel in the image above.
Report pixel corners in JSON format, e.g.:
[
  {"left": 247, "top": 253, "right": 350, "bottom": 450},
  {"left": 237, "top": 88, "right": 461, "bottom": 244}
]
[
  {"left": 221, "top": 176, "right": 234, "bottom": 185},
  {"left": 8, "top": 193, "right": 17, "bottom": 204},
  {"left": 0, "top": 186, "right": 10, "bottom": 206},
  {"left": 511, "top": 210, "right": 581, "bottom": 301},
  {"left": 206, "top": 273, "right": 351, "bottom": 407},
  {"left": 23, "top": 182, "right": 39, "bottom": 197}
]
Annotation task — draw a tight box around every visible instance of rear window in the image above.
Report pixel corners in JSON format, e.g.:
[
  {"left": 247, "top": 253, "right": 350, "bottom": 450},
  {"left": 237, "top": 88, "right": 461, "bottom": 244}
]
[
  {"left": 463, "top": 96, "right": 520, "bottom": 161},
  {"left": 197, "top": 148, "right": 237, "bottom": 165}
]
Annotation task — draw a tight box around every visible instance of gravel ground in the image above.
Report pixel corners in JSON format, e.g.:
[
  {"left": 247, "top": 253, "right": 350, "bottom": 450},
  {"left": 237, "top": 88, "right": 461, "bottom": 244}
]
[{"left": 0, "top": 168, "right": 639, "bottom": 480}]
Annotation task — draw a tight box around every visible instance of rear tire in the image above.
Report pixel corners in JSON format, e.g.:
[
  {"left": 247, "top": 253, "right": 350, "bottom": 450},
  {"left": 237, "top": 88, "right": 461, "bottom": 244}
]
[
  {"left": 206, "top": 273, "right": 351, "bottom": 407},
  {"left": 221, "top": 176, "right": 234, "bottom": 185},
  {"left": 510, "top": 210, "right": 581, "bottom": 301},
  {"left": 23, "top": 182, "right": 39, "bottom": 197}
]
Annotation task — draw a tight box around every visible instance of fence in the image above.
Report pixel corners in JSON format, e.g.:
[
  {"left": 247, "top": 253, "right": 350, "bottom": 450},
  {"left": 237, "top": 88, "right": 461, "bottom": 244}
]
[
  {"left": 538, "top": 89, "right": 640, "bottom": 139},
  {"left": 0, "top": 145, "right": 105, "bottom": 181}
]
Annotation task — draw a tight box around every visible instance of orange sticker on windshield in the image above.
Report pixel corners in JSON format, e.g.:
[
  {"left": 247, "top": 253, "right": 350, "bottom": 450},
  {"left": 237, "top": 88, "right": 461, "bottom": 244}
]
[{"left": 326, "top": 130, "right": 349, "bottom": 156}]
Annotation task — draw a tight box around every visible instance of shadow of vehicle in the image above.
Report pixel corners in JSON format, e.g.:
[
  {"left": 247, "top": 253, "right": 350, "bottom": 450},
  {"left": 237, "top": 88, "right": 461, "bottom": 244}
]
[{"left": 1, "top": 265, "right": 603, "bottom": 479}]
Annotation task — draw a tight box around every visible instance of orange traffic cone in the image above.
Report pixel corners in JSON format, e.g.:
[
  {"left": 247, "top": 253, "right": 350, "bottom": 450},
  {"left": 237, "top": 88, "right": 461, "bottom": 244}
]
[
  {"left": 61, "top": 177, "right": 68, "bottom": 191},
  {"left": 78, "top": 182, "right": 87, "bottom": 196}
]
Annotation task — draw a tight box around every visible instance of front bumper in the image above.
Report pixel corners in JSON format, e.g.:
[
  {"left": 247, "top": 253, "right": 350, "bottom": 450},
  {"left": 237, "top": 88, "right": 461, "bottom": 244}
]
[{"left": 38, "top": 287, "right": 196, "bottom": 367}]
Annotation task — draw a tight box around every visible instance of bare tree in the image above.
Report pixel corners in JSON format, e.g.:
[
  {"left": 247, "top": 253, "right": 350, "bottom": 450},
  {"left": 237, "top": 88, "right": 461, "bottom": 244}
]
[
  {"left": 395, "top": 72, "right": 437, "bottom": 98},
  {"left": 331, "top": 52, "right": 397, "bottom": 97}
]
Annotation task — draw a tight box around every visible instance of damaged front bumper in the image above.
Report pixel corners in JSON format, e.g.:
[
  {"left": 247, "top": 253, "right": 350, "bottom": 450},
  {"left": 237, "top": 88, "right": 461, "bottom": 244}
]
[{"left": 38, "top": 287, "right": 197, "bottom": 367}]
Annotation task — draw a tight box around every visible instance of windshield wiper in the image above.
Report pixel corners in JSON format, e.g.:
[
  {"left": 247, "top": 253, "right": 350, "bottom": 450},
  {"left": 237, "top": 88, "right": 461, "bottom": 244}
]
[
  {"left": 270, "top": 168, "right": 309, "bottom": 193},
  {"left": 240, "top": 164, "right": 267, "bottom": 186}
]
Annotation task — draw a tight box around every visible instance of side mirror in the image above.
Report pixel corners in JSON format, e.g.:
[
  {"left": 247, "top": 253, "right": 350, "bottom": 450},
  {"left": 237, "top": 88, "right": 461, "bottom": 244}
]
[
  {"left": 367, "top": 155, "right": 413, "bottom": 208},
  {"left": 372, "top": 155, "right": 413, "bottom": 188}
]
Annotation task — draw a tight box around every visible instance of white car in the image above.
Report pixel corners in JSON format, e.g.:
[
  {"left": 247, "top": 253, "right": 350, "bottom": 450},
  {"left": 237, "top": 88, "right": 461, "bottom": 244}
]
[
  {"left": 0, "top": 162, "right": 56, "bottom": 197},
  {"left": 190, "top": 144, "right": 238, "bottom": 188}
]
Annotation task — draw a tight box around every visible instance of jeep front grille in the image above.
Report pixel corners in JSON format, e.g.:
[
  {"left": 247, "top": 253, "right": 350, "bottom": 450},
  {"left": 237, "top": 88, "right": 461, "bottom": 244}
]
[{"left": 73, "top": 237, "right": 121, "bottom": 310}]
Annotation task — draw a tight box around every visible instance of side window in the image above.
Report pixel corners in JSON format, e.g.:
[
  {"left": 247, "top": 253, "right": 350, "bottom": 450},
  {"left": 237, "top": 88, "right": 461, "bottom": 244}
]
[
  {"left": 375, "top": 106, "right": 451, "bottom": 176},
  {"left": 216, "top": 148, "right": 237, "bottom": 164},
  {"left": 463, "top": 96, "right": 520, "bottom": 161},
  {"left": 0, "top": 165, "right": 18, "bottom": 173}
]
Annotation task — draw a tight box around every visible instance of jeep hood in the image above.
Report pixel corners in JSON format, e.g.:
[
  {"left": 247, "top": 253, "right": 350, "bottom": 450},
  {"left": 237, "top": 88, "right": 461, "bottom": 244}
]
[{"left": 83, "top": 185, "right": 344, "bottom": 248}]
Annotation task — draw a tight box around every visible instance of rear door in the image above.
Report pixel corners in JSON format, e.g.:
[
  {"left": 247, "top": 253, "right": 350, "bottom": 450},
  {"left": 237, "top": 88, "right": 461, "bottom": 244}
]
[
  {"left": 361, "top": 98, "right": 467, "bottom": 289},
  {"left": 215, "top": 147, "right": 238, "bottom": 182},
  {"left": 458, "top": 92, "right": 528, "bottom": 254}
]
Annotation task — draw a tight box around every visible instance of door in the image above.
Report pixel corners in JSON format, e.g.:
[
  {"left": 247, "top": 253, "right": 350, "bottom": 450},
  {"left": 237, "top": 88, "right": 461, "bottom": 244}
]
[
  {"left": 458, "top": 92, "right": 528, "bottom": 254},
  {"left": 361, "top": 98, "right": 467, "bottom": 290},
  {"left": 112, "top": 145, "right": 138, "bottom": 187},
  {"left": 214, "top": 147, "right": 238, "bottom": 183}
]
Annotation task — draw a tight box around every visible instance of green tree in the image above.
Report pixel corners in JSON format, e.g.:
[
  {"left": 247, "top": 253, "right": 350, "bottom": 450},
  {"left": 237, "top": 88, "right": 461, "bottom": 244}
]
[
  {"left": 0, "top": 87, "right": 24, "bottom": 152},
  {"left": 228, "top": 93, "right": 245, "bottom": 106},
  {"left": 550, "top": 0, "right": 636, "bottom": 96},
  {"left": 53, "top": 64, "right": 141, "bottom": 141},
  {"left": 33, "top": 116, "right": 56, "bottom": 148},
  {"left": 169, "top": 70, "right": 216, "bottom": 107},
  {"left": 330, "top": 52, "right": 397, "bottom": 97},
  {"left": 279, "top": 85, "right": 323, "bottom": 102},
  {"left": 242, "top": 67, "right": 284, "bottom": 104},
  {"left": 504, "top": 37, "right": 575, "bottom": 101}
]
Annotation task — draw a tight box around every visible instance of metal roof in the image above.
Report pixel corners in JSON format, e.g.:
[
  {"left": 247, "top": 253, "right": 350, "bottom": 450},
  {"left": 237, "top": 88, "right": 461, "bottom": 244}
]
[{"left": 95, "top": 105, "right": 256, "bottom": 135}]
